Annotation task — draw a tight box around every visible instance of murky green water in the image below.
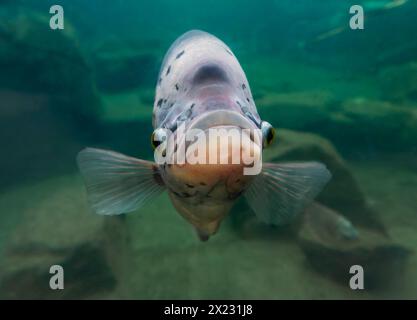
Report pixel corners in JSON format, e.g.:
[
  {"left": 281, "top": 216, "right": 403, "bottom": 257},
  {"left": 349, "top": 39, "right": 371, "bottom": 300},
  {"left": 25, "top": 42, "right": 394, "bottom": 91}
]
[{"left": 0, "top": 0, "right": 416, "bottom": 299}]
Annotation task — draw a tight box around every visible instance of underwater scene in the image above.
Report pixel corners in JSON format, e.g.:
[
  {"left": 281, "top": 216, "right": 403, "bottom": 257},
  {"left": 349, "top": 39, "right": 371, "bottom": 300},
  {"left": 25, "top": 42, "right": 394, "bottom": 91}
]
[{"left": 0, "top": 0, "right": 417, "bottom": 299}]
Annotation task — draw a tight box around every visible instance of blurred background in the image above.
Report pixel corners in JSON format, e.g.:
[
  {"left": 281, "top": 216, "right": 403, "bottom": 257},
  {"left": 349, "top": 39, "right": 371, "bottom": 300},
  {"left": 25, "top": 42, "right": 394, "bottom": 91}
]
[{"left": 0, "top": 0, "right": 416, "bottom": 299}]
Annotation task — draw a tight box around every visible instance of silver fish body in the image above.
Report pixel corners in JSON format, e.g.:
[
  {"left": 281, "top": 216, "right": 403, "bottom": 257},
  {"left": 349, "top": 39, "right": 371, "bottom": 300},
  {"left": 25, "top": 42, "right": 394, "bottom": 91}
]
[
  {"left": 152, "top": 30, "right": 265, "bottom": 239},
  {"left": 77, "top": 30, "right": 332, "bottom": 241}
]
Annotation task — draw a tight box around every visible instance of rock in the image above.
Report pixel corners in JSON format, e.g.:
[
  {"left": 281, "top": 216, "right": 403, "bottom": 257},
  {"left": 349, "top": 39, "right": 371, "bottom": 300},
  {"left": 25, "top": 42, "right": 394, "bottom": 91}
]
[
  {"left": 256, "top": 90, "right": 333, "bottom": 131},
  {"left": 263, "top": 129, "right": 387, "bottom": 233},
  {"left": 0, "top": 176, "right": 128, "bottom": 299},
  {"left": 323, "top": 98, "right": 417, "bottom": 152},
  {"left": 100, "top": 89, "right": 154, "bottom": 123},
  {"left": 378, "top": 62, "right": 417, "bottom": 103},
  {"left": 256, "top": 91, "right": 417, "bottom": 152},
  {"left": 0, "top": 10, "right": 104, "bottom": 189},
  {"left": 230, "top": 133, "right": 413, "bottom": 287},
  {"left": 298, "top": 203, "right": 411, "bottom": 289},
  {"left": 92, "top": 39, "right": 159, "bottom": 93},
  {"left": 0, "top": 10, "right": 102, "bottom": 122},
  {"left": 227, "top": 129, "right": 386, "bottom": 240}
]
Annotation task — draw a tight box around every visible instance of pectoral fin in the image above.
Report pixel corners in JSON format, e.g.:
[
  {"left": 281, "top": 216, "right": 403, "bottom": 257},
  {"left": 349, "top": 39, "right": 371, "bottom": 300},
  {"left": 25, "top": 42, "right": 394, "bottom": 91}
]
[
  {"left": 244, "top": 162, "right": 331, "bottom": 225},
  {"left": 76, "top": 147, "right": 165, "bottom": 215}
]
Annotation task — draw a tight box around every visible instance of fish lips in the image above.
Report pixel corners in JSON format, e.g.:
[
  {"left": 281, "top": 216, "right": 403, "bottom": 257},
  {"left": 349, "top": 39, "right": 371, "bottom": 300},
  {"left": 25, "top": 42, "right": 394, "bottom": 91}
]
[
  {"left": 187, "top": 110, "right": 259, "bottom": 133},
  {"left": 163, "top": 110, "right": 262, "bottom": 168},
  {"left": 185, "top": 108, "right": 260, "bottom": 148}
]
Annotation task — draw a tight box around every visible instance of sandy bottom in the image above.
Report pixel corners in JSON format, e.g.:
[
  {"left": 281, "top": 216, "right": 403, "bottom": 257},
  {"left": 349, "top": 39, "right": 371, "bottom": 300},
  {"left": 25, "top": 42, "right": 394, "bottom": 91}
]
[{"left": 0, "top": 155, "right": 416, "bottom": 299}]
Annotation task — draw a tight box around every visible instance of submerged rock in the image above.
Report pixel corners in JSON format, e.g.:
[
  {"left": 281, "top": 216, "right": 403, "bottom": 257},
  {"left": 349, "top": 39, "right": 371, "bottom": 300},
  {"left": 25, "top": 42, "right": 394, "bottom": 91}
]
[
  {"left": 263, "top": 129, "right": 386, "bottom": 233},
  {"left": 0, "top": 10, "right": 101, "bottom": 122},
  {"left": 91, "top": 39, "right": 159, "bottom": 93},
  {"left": 257, "top": 91, "right": 417, "bottom": 152},
  {"left": 298, "top": 203, "right": 411, "bottom": 289},
  {"left": 230, "top": 128, "right": 412, "bottom": 288},
  {"left": 0, "top": 176, "right": 128, "bottom": 299},
  {"left": 256, "top": 90, "right": 333, "bottom": 131},
  {"left": 0, "top": 10, "right": 104, "bottom": 189},
  {"left": 326, "top": 98, "right": 417, "bottom": 152}
]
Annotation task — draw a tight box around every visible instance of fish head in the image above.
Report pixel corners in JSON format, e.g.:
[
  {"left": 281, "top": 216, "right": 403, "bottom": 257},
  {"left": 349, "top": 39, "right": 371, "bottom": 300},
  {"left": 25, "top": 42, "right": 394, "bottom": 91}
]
[{"left": 153, "top": 109, "right": 269, "bottom": 239}]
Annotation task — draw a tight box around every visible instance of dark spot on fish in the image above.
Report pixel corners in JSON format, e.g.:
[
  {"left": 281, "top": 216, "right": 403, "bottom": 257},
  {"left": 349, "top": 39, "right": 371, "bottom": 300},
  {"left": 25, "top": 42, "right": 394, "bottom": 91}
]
[
  {"left": 190, "top": 103, "right": 195, "bottom": 110},
  {"left": 172, "top": 190, "right": 192, "bottom": 198},
  {"left": 225, "top": 48, "right": 233, "bottom": 56},
  {"left": 157, "top": 98, "right": 163, "bottom": 107},
  {"left": 164, "top": 99, "right": 167, "bottom": 103},
  {"left": 186, "top": 183, "right": 194, "bottom": 188},
  {"left": 235, "top": 178, "right": 241, "bottom": 183},
  {"left": 176, "top": 50, "right": 185, "bottom": 59},
  {"left": 246, "top": 112, "right": 262, "bottom": 128},
  {"left": 242, "top": 84, "right": 246, "bottom": 90},
  {"left": 158, "top": 77, "right": 162, "bottom": 85},
  {"left": 178, "top": 108, "right": 192, "bottom": 122},
  {"left": 166, "top": 65, "right": 171, "bottom": 76},
  {"left": 238, "top": 101, "right": 261, "bottom": 128},
  {"left": 175, "top": 83, "right": 179, "bottom": 91},
  {"left": 200, "top": 182, "right": 206, "bottom": 186},
  {"left": 206, "top": 179, "right": 222, "bottom": 198},
  {"left": 246, "top": 98, "right": 250, "bottom": 102},
  {"left": 169, "top": 121, "right": 178, "bottom": 132}
]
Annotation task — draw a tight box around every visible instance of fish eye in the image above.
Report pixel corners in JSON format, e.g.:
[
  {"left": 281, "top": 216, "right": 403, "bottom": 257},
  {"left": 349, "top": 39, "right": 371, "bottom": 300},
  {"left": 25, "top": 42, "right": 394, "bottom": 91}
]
[
  {"left": 151, "top": 128, "right": 167, "bottom": 150},
  {"left": 261, "top": 122, "right": 276, "bottom": 148}
]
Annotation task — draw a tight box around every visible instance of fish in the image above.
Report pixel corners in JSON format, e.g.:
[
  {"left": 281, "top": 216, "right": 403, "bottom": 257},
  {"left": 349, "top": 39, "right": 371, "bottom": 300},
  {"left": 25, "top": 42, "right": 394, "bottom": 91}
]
[
  {"left": 365, "top": 0, "right": 408, "bottom": 10},
  {"left": 301, "top": 0, "right": 409, "bottom": 46},
  {"left": 76, "top": 30, "right": 331, "bottom": 241}
]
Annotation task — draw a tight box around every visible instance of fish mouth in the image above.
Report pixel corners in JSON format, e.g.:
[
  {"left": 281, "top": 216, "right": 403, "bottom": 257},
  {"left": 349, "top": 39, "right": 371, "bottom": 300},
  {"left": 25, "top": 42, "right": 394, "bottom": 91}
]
[
  {"left": 187, "top": 110, "right": 258, "bottom": 132},
  {"left": 182, "top": 110, "right": 262, "bottom": 160},
  {"left": 162, "top": 110, "right": 262, "bottom": 175}
]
